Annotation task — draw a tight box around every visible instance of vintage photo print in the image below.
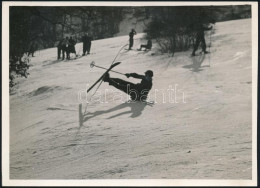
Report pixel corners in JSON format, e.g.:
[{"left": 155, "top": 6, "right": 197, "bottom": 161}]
[{"left": 2, "top": 1, "right": 258, "bottom": 186}]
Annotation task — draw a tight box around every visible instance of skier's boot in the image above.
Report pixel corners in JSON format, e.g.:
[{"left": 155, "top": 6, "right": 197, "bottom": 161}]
[
  {"left": 204, "top": 51, "right": 210, "bottom": 54},
  {"left": 191, "top": 52, "right": 196, "bottom": 56},
  {"left": 103, "top": 73, "right": 110, "bottom": 83}
]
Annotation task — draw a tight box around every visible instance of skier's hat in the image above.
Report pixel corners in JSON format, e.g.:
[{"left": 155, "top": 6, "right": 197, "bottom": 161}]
[{"left": 145, "top": 70, "right": 153, "bottom": 77}]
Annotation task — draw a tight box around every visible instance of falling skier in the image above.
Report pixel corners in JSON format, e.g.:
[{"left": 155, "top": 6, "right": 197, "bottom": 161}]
[
  {"left": 191, "top": 23, "right": 212, "bottom": 56},
  {"left": 103, "top": 70, "right": 153, "bottom": 101},
  {"left": 128, "top": 29, "right": 137, "bottom": 50}
]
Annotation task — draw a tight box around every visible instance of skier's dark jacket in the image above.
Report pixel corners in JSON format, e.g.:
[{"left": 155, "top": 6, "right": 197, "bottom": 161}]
[
  {"left": 128, "top": 73, "right": 153, "bottom": 98},
  {"left": 82, "top": 35, "right": 92, "bottom": 44},
  {"left": 196, "top": 24, "right": 212, "bottom": 38},
  {"left": 129, "top": 30, "right": 136, "bottom": 40}
]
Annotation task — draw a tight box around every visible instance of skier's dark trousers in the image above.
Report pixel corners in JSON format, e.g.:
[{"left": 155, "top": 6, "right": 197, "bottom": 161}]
[
  {"left": 129, "top": 29, "right": 137, "bottom": 50},
  {"left": 61, "top": 37, "right": 69, "bottom": 60},
  {"left": 192, "top": 24, "right": 212, "bottom": 56},
  {"left": 68, "top": 37, "right": 76, "bottom": 57},
  {"left": 82, "top": 33, "right": 92, "bottom": 55},
  {"left": 139, "top": 39, "right": 152, "bottom": 51},
  {"left": 28, "top": 41, "right": 37, "bottom": 57},
  {"left": 104, "top": 70, "right": 153, "bottom": 101},
  {"left": 57, "top": 39, "right": 63, "bottom": 60}
]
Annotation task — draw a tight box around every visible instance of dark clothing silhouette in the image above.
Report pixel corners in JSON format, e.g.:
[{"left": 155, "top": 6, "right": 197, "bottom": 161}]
[
  {"left": 129, "top": 29, "right": 136, "bottom": 50},
  {"left": 61, "top": 38, "right": 69, "bottom": 60},
  {"left": 139, "top": 39, "right": 152, "bottom": 51},
  {"left": 28, "top": 41, "right": 37, "bottom": 57},
  {"left": 82, "top": 34, "right": 92, "bottom": 55},
  {"left": 68, "top": 38, "right": 76, "bottom": 54},
  {"left": 104, "top": 72, "right": 153, "bottom": 101},
  {"left": 57, "top": 39, "right": 63, "bottom": 59},
  {"left": 192, "top": 24, "right": 212, "bottom": 56}
]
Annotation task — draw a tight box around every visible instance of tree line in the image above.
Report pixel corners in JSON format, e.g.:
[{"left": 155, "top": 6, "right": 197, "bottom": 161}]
[
  {"left": 9, "top": 5, "right": 251, "bottom": 88},
  {"left": 144, "top": 5, "right": 251, "bottom": 55},
  {"left": 9, "top": 6, "right": 127, "bottom": 88}
]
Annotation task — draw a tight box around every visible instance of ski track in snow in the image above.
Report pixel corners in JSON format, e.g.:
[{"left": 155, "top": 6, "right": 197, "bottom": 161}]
[{"left": 10, "top": 19, "right": 252, "bottom": 179}]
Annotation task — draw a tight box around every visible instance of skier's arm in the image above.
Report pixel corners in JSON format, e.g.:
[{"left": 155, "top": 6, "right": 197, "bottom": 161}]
[{"left": 125, "top": 73, "right": 144, "bottom": 79}]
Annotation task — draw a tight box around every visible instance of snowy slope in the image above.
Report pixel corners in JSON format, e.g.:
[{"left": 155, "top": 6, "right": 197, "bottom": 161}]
[{"left": 10, "top": 19, "right": 252, "bottom": 179}]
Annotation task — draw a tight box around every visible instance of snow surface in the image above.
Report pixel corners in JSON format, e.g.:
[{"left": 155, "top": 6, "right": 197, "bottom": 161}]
[{"left": 10, "top": 19, "right": 252, "bottom": 179}]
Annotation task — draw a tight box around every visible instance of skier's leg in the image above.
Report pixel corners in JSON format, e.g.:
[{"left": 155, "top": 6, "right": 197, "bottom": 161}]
[
  {"left": 58, "top": 47, "right": 61, "bottom": 59},
  {"left": 66, "top": 48, "right": 70, "bottom": 59},
  {"left": 110, "top": 78, "right": 135, "bottom": 87},
  {"left": 201, "top": 37, "right": 209, "bottom": 53},
  {"left": 83, "top": 43, "right": 86, "bottom": 55},
  {"left": 86, "top": 44, "right": 90, "bottom": 54},
  {"left": 201, "top": 37, "right": 206, "bottom": 52},
  {"left": 129, "top": 39, "right": 133, "bottom": 50},
  {"left": 61, "top": 50, "right": 63, "bottom": 60},
  {"left": 88, "top": 43, "right": 91, "bottom": 54},
  {"left": 192, "top": 38, "right": 200, "bottom": 55},
  {"left": 108, "top": 78, "right": 139, "bottom": 100},
  {"left": 140, "top": 44, "right": 146, "bottom": 50}
]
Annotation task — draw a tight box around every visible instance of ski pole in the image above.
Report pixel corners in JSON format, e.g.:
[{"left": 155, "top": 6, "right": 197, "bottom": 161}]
[{"left": 90, "top": 61, "right": 125, "bottom": 76}]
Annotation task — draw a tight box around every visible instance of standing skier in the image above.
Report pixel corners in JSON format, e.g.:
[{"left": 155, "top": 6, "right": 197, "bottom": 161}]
[
  {"left": 191, "top": 24, "right": 212, "bottom": 56},
  {"left": 82, "top": 33, "right": 92, "bottom": 56},
  {"left": 57, "top": 38, "right": 63, "bottom": 60},
  {"left": 103, "top": 70, "right": 153, "bottom": 101},
  {"left": 128, "top": 29, "right": 137, "bottom": 50}
]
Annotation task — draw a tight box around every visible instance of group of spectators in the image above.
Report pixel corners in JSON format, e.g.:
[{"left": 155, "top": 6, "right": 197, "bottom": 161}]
[
  {"left": 57, "top": 36, "right": 77, "bottom": 60},
  {"left": 57, "top": 33, "right": 92, "bottom": 60}
]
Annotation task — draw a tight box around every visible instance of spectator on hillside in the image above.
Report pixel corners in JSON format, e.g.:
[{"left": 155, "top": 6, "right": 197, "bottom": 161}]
[
  {"left": 191, "top": 23, "right": 212, "bottom": 56},
  {"left": 138, "top": 38, "right": 152, "bottom": 51},
  {"left": 128, "top": 29, "right": 137, "bottom": 50},
  {"left": 82, "top": 32, "right": 92, "bottom": 56}
]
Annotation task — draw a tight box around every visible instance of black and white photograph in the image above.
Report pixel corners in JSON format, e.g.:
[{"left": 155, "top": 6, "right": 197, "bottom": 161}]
[{"left": 2, "top": 1, "right": 258, "bottom": 186}]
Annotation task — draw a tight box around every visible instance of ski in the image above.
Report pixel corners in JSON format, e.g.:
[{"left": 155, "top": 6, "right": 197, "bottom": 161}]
[{"left": 87, "top": 61, "right": 121, "bottom": 93}]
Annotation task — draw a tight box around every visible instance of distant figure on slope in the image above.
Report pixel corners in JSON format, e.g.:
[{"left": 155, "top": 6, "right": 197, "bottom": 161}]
[
  {"left": 68, "top": 36, "right": 77, "bottom": 58},
  {"left": 61, "top": 37, "right": 70, "bottom": 60},
  {"left": 82, "top": 32, "right": 92, "bottom": 56},
  {"left": 191, "top": 24, "right": 212, "bottom": 56},
  {"left": 103, "top": 70, "right": 153, "bottom": 101},
  {"left": 138, "top": 38, "right": 152, "bottom": 51},
  {"left": 128, "top": 29, "right": 137, "bottom": 50},
  {"left": 28, "top": 41, "right": 37, "bottom": 57},
  {"left": 57, "top": 38, "right": 63, "bottom": 60}
]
